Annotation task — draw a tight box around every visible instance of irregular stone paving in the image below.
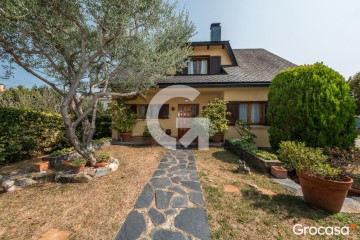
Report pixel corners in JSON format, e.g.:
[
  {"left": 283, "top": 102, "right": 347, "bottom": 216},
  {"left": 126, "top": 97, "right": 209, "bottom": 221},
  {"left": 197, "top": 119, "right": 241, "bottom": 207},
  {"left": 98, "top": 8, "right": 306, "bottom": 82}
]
[{"left": 115, "top": 150, "right": 211, "bottom": 240}]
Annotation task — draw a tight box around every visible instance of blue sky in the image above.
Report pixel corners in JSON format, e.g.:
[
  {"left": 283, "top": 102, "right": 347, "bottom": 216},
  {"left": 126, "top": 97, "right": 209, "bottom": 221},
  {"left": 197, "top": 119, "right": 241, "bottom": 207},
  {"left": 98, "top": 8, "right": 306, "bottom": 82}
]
[{"left": 2, "top": 0, "right": 360, "bottom": 88}]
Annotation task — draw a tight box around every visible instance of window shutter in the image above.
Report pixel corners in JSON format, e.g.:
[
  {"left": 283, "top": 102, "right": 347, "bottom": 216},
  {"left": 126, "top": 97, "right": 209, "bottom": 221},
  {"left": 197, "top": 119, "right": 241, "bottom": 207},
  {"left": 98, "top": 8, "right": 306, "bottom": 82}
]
[
  {"left": 129, "top": 104, "right": 137, "bottom": 115},
  {"left": 264, "top": 103, "right": 269, "bottom": 126},
  {"left": 159, "top": 104, "right": 169, "bottom": 119},
  {"left": 227, "top": 102, "right": 239, "bottom": 126},
  {"left": 209, "top": 56, "right": 221, "bottom": 74},
  {"left": 182, "top": 67, "right": 189, "bottom": 75}
]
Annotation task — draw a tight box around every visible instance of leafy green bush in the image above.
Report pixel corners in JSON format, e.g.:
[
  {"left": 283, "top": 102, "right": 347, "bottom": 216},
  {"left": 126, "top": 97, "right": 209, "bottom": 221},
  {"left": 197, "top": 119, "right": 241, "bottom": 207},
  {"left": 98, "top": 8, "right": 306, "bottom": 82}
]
[
  {"left": 110, "top": 100, "right": 137, "bottom": 133},
  {"left": 228, "top": 138, "right": 278, "bottom": 160},
  {"left": 48, "top": 147, "right": 74, "bottom": 157},
  {"left": 268, "top": 63, "right": 357, "bottom": 150},
  {"left": 143, "top": 125, "right": 152, "bottom": 138},
  {"left": 324, "top": 147, "right": 360, "bottom": 180},
  {"left": 229, "top": 138, "right": 258, "bottom": 152},
  {"left": 201, "top": 98, "right": 230, "bottom": 136},
  {"left": 255, "top": 151, "right": 278, "bottom": 160},
  {"left": 94, "top": 113, "right": 112, "bottom": 139},
  {"left": 70, "top": 158, "right": 86, "bottom": 166},
  {"left": 278, "top": 141, "right": 340, "bottom": 180},
  {"left": 0, "top": 107, "right": 66, "bottom": 163}
]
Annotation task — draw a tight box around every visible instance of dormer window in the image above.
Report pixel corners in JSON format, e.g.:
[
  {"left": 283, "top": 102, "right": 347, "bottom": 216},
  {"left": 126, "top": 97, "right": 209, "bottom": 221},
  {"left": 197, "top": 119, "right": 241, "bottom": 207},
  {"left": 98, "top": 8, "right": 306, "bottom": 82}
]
[{"left": 188, "top": 58, "right": 208, "bottom": 75}]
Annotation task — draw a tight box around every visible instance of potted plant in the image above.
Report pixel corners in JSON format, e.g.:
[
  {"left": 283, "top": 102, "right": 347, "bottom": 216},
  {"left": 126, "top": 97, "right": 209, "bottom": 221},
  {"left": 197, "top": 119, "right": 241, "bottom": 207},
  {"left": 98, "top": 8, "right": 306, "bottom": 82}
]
[
  {"left": 325, "top": 147, "right": 360, "bottom": 197},
  {"left": 201, "top": 99, "right": 230, "bottom": 143},
  {"left": 94, "top": 152, "right": 112, "bottom": 168},
  {"left": 110, "top": 100, "right": 137, "bottom": 142},
  {"left": 69, "top": 158, "right": 87, "bottom": 174},
  {"left": 278, "top": 141, "right": 358, "bottom": 213}
]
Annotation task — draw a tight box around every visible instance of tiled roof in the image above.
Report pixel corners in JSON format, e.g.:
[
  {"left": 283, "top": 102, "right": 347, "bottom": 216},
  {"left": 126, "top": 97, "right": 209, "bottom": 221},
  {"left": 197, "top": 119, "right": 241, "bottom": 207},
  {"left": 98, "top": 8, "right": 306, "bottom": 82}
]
[{"left": 156, "top": 48, "right": 296, "bottom": 85}]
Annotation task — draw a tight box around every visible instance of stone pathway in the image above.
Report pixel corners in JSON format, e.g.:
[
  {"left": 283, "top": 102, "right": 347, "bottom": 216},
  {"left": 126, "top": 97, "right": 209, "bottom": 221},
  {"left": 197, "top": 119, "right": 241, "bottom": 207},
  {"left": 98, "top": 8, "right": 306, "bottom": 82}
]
[
  {"left": 115, "top": 150, "right": 211, "bottom": 240},
  {"left": 274, "top": 178, "right": 360, "bottom": 213}
]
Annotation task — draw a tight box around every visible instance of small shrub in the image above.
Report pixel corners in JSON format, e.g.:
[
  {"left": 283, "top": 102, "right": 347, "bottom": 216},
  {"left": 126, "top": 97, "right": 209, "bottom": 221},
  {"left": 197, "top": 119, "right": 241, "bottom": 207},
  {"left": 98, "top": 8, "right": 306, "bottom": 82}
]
[
  {"left": 94, "top": 113, "right": 112, "bottom": 139},
  {"left": 70, "top": 158, "right": 86, "bottom": 166},
  {"left": 234, "top": 120, "right": 256, "bottom": 144},
  {"left": 228, "top": 138, "right": 278, "bottom": 160},
  {"left": 278, "top": 141, "right": 340, "bottom": 180},
  {"left": 110, "top": 100, "right": 137, "bottom": 133},
  {"left": 228, "top": 138, "right": 258, "bottom": 152},
  {"left": 201, "top": 98, "right": 230, "bottom": 136},
  {"left": 255, "top": 151, "right": 278, "bottom": 160},
  {"left": 97, "top": 152, "right": 112, "bottom": 163},
  {"left": 143, "top": 125, "right": 151, "bottom": 138},
  {"left": 324, "top": 147, "right": 360, "bottom": 180},
  {"left": 92, "top": 137, "right": 111, "bottom": 145},
  {"left": 48, "top": 147, "right": 74, "bottom": 157}
]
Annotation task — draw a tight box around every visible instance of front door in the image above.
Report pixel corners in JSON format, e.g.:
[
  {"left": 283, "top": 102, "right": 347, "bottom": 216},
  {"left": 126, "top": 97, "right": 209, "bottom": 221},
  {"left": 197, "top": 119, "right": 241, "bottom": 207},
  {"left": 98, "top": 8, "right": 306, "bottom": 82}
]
[{"left": 178, "top": 104, "right": 199, "bottom": 139}]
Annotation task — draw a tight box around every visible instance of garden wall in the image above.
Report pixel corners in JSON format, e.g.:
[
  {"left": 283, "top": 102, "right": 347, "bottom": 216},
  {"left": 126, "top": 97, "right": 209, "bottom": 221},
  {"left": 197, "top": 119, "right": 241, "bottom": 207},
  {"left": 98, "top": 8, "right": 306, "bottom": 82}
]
[{"left": 226, "top": 140, "right": 282, "bottom": 173}]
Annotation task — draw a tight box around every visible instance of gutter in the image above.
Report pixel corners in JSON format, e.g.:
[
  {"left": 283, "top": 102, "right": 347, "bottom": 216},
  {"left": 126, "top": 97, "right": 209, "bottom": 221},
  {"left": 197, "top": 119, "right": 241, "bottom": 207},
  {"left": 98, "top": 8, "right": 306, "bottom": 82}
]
[{"left": 157, "top": 82, "right": 271, "bottom": 88}]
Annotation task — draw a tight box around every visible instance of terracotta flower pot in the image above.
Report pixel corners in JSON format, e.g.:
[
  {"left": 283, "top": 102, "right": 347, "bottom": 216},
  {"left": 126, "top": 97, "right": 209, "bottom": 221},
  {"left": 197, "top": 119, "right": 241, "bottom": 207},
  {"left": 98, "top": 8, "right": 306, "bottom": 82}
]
[
  {"left": 212, "top": 133, "right": 223, "bottom": 143},
  {"left": 271, "top": 166, "right": 288, "bottom": 179},
  {"left": 34, "top": 161, "right": 49, "bottom": 172},
  {"left": 94, "top": 162, "right": 107, "bottom": 168},
  {"left": 297, "top": 171, "right": 353, "bottom": 213},
  {"left": 61, "top": 160, "right": 71, "bottom": 167},
  {"left": 120, "top": 132, "right": 132, "bottom": 142},
  {"left": 73, "top": 164, "right": 85, "bottom": 174}
]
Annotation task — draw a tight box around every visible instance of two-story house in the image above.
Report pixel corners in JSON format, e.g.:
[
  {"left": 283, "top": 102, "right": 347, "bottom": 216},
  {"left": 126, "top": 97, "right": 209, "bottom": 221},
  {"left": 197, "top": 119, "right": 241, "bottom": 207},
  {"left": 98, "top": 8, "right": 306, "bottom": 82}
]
[{"left": 112, "top": 23, "right": 295, "bottom": 147}]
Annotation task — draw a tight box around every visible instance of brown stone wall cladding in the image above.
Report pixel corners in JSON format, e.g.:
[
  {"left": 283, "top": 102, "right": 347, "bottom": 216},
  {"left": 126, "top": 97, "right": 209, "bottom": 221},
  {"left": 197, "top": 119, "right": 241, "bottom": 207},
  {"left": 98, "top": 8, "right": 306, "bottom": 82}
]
[{"left": 225, "top": 140, "right": 281, "bottom": 173}]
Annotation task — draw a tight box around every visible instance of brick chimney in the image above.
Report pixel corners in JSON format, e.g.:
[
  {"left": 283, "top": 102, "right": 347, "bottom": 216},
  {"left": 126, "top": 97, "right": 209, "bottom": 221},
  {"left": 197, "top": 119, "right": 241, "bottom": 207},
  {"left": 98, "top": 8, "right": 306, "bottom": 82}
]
[{"left": 210, "top": 23, "right": 221, "bottom": 41}]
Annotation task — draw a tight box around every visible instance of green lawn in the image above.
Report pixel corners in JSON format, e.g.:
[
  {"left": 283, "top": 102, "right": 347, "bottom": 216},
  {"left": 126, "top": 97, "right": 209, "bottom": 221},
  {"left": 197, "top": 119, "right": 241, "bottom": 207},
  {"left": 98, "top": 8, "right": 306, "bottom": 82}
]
[{"left": 195, "top": 148, "right": 360, "bottom": 240}]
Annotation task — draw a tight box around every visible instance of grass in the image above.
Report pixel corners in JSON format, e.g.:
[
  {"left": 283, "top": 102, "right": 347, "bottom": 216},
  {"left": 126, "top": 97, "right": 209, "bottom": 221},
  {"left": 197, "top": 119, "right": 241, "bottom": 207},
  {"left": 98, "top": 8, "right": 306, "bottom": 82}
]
[
  {"left": 0, "top": 145, "right": 164, "bottom": 240},
  {"left": 195, "top": 148, "right": 360, "bottom": 240}
]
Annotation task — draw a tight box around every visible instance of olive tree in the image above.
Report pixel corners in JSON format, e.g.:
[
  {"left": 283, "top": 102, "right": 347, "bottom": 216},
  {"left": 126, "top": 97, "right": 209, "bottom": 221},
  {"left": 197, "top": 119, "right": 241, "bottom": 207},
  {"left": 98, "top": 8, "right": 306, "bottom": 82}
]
[{"left": 0, "top": 0, "right": 194, "bottom": 165}]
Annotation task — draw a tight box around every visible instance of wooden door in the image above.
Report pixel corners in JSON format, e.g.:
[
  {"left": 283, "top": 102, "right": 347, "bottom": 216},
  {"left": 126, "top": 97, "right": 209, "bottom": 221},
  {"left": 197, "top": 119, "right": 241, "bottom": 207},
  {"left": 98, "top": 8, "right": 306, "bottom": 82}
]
[{"left": 178, "top": 104, "right": 199, "bottom": 139}]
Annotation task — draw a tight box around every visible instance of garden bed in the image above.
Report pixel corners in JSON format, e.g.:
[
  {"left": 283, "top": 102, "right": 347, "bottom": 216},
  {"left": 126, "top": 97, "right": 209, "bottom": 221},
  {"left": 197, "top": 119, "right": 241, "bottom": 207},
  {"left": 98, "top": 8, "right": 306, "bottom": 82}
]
[
  {"left": 226, "top": 140, "right": 281, "bottom": 173},
  {"left": 42, "top": 138, "right": 111, "bottom": 169}
]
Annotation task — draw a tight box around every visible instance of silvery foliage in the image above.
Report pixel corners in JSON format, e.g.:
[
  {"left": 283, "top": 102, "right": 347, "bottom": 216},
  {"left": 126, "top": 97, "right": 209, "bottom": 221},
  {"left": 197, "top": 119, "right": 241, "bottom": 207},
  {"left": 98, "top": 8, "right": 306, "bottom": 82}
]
[{"left": 0, "top": 0, "right": 195, "bottom": 164}]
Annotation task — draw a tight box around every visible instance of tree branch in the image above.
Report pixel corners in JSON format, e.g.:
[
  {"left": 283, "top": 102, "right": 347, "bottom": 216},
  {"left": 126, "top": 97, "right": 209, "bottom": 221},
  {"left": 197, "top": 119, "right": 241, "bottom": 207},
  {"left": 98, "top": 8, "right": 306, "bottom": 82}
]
[{"left": 0, "top": 40, "right": 65, "bottom": 97}]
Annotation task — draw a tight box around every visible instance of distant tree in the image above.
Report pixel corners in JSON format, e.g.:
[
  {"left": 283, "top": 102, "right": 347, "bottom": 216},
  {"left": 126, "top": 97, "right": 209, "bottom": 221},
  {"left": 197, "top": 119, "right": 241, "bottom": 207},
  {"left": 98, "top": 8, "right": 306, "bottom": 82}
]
[
  {"left": 268, "top": 63, "right": 357, "bottom": 150},
  {"left": 348, "top": 72, "right": 360, "bottom": 115},
  {"left": 0, "top": 0, "right": 195, "bottom": 165},
  {"left": 0, "top": 85, "right": 62, "bottom": 112}
]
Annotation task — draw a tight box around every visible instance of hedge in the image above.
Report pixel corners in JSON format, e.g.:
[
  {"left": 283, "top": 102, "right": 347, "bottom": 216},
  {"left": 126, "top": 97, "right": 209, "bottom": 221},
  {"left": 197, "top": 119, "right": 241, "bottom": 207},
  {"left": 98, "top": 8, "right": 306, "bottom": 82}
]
[
  {"left": 268, "top": 63, "right": 357, "bottom": 149},
  {"left": 0, "top": 107, "right": 66, "bottom": 163}
]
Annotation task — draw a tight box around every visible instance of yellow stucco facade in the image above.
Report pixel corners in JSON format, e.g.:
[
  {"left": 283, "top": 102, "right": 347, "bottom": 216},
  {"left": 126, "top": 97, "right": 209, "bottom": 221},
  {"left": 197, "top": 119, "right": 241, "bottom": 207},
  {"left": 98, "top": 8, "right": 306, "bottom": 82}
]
[
  {"left": 190, "top": 45, "right": 233, "bottom": 65},
  {"left": 112, "top": 42, "right": 272, "bottom": 147},
  {"left": 112, "top": 86, "right": 271, "bottom": 147}
]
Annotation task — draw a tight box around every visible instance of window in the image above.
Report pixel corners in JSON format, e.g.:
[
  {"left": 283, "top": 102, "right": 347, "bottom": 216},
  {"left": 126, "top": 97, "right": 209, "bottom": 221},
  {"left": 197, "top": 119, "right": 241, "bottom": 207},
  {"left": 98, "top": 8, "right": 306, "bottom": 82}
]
[
  {"left": 227, "top": 102, "right": 267, "bottom": 125},
  {"left": 138, "top": 104, "right": 169, "bottom": 119},
  {"left": 188, "top": 58, "right": 208, "bottom": 75}
]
